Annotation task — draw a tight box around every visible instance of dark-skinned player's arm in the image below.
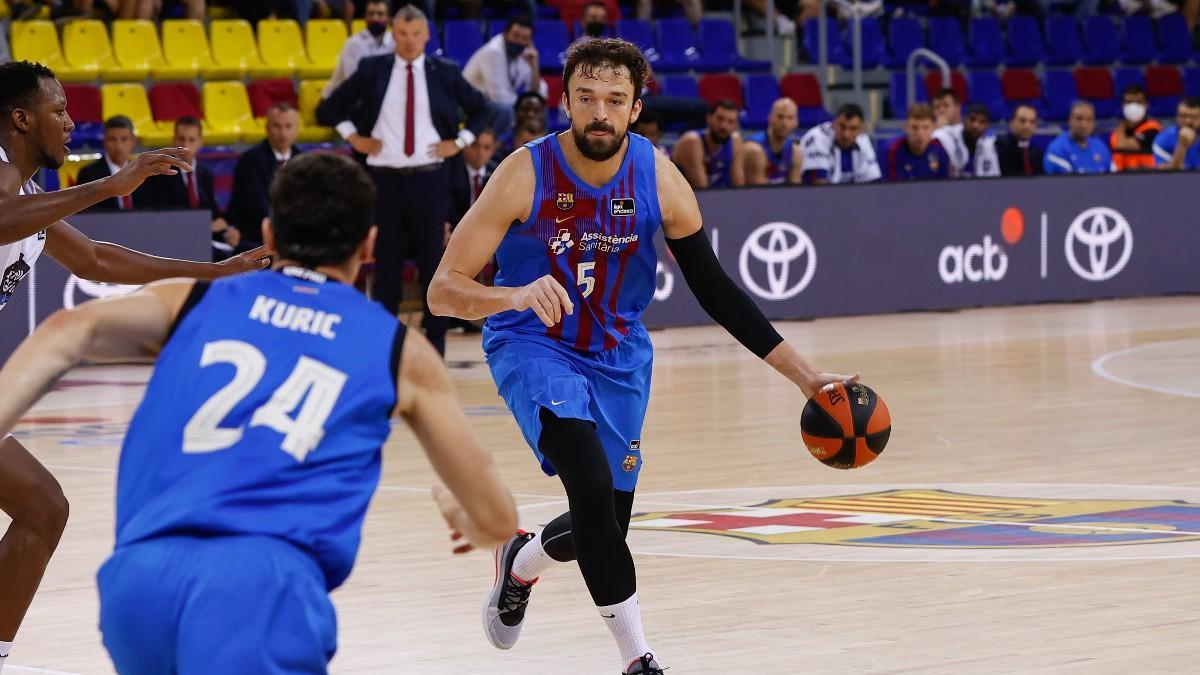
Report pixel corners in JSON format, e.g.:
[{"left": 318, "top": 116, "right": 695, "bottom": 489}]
[
  {"left": 0, "top": 148, "right": 192, "bottom": 245},
  {"left": 396, "top": 331, "right": 518, "bottom": 554},
  {"left": 428, "top": 147, "right": 575, "bottom": 327},
  {"left": 656, "top": 151, "right": 857, "bottom": 399}
]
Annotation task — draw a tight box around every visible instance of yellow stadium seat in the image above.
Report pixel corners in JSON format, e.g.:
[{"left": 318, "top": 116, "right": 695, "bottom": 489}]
[
  {"left": 64, "top": 20, "right": 143, "bottom": 81},
  {"left": 204, "top": 81, "right": 265, "bottom": 144},
  {"left": 296, "top": 80, "right": 335, "bottom": 142},
  {"left": 101, "top": 84, "right": 173, "bottom": 146},
  {"left": 301, "top": 19, "right": 347, "bottom": 79},
  {"left": 112, "top": 20, "right": 196, "bottom": 81},
  {"left": 351, "top": 19, "right": 366, "bottom": 35},
  {"left": 256, "top": 19, "right": 313, "bottom": 78},
  {"left": 12, "top": 21, "right": 87, "bottom": 81},
  {"left": 161, "top": 20, "right": 241, "bottom": 80},
  {"left": 210, "top": 20, "right": 285, "bottom": 79}
]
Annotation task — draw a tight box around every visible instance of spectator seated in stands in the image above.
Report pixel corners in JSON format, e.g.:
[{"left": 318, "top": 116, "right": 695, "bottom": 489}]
[
  {"left": 448, "top": 127, "right": 499, "bottom": 230},
  {"left": 671, "top": 99, "right": 745, "bottom": 189},
  {"left": 440, "top": 0, "right": 536, "bottom": 20},
  {"left": 743, "top": 98, "right": 802, "bottom": 185},
  {"left": 933, "top": 103, "right": 1000, "bottom": 178},
  {"left": 932, "top": 87, "right": 962, "bottom": 129},
  {"left": 630, "top": 108, "right": 669, "bottom": 157},
  {"left": 639, "top": 0, "right": 701, "bottom": 25},
  {"left": 1045, "top": 101, "right": 1112, "bottom": 174},
  {"left": 117, "top": 0, "right": 205, "bottom": 20},
  {"left": 322, "top": 0, "right": 395, "bottom": 98},
  {"left": 1110, "top": 85, "right": 1162, "bottom": 172},
  {"left": 463, "top": 16, "right": 548, "bottom": 134},
  {"left": 799, "top": 103, "right": 880, "bottom": 185},
  {"left": 225, "top": 103, "right": 302, "bottom": 246},
  {"left": 887, "top": 103, "right": 951, "bottom": 182},
  {"left": 1117, "top": 0, "right": 1177, "bottom": 18},
  {"left": 577, "top": 1, "right": 619, "bottom": 38},
  {"left": 996, "top": 103, "right": 1044, "bottom": 177},
  {"left": 1153, "top": 97, "right": 1200, "bottom": 170},
  {"left": 77, "top": 115, "right": 153, "bottom": 211},
  {"left": 742, "top": 0, "right": 816, "bottom": 37},
  {"left": 512, "top": 117, "right": 547, "bottom": 149},
  {"left": 497, "top": 91, "right": 546, "bottom": 151}
]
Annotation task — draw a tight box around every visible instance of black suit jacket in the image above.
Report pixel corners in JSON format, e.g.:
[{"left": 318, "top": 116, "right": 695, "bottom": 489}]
[
  {"left": 224, "top": 141, "right": 302, "bottom": 245},
  {"left": 996, "top": 133, "right": 1045, "bottom": 177},
  {"left": 446, "top": 155, "right": 494, "bottom": 227},
  {"left": 140, "top": 163, "right": 220, "bottom": 221},
  {"left": 76, "top": 157, "right": 155, "bottom": 211},
  {"left": 316, "top": 53, "right": 492, "bottom": 147}
]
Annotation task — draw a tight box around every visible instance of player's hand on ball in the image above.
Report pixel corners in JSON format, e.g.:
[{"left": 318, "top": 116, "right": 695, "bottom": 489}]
[
  {"left": 217, "top": 245, "right": 272, "bottom": 275},
  {"left": 802, "top": 372, "right": 860, "bottom": 400},
  {"left": 513, "top": 274, "right": 574, "bottom": 327},
  {"left": 432, "top": 485, "right": 479, "bottom": 555}
]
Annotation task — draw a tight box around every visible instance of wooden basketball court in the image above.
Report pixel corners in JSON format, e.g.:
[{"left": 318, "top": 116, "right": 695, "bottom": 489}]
[{"left": 5, "top": 296, "right": 1199, "bottom": 674}]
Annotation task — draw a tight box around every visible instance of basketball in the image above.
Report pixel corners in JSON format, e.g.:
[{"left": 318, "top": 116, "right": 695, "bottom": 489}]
[{"left": 800, "top": 381, "right": 891, "bottom": 469}]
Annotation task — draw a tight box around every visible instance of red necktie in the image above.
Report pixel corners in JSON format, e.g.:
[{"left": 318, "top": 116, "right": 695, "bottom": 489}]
[
  {"left": 186, "top": 171, "right": 199, "bottom": 209},
  {"left": 1022, "top": 146, "right": 1032, "bottom": 176},
  {"left": 119, "top": 193, "right": 132, "bottom": 210},
  {"left": 472, "top": 174, "right": 482, "bottom": 202},
  {"left": 404, "top": 63, "right": 415, "bottom": 157}
]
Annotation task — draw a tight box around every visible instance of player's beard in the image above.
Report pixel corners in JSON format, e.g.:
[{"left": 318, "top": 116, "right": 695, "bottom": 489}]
[
  {"left": 572, "top": 121, "right": 625, "bottom": 161},
  {"left": 708, "top": 128, "right": 730, "bottom": 146}
]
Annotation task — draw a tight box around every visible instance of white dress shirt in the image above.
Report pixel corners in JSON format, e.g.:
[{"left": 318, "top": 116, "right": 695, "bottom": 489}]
[
  {"left": 463, "top": 34, "right": 548, "bottom": 106},
  {"left": 271, "top": 147, "right": 293, "bottom": 163},
  {"left": 322, "top": 29, "right": 396, "bottom": 97},
  {"left": 466, "top": 164, "right": 487, "bottom": 205},
  {"left": 332, "top": 54, "right": 439, "bottom": 169}
]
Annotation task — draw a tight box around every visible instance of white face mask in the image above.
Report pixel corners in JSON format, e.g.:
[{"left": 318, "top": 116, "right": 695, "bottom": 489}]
[{"left": 1123, "top": 102, "right": 1147, "bottom": 123}]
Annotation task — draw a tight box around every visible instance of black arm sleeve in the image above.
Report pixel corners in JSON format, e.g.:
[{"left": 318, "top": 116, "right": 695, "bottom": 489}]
[{"left": 666, "top": 228, "right": 784, "bottom": 359}]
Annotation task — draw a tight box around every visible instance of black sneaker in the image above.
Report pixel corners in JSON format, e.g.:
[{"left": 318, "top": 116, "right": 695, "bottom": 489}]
[
  {"left": 624, "top": 653, "right": 665, "bottom": 675},
  {"left": 482, "top": 530, "right": 537, "bottom": 649}
]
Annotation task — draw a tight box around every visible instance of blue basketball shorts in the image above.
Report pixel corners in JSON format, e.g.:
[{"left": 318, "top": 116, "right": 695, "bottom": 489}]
[
  {"left": 98, "top": 535, "right": 337, "bottom": 675},
  {"left": 484, "top": 322, "right": 654, "bottom": 493}
]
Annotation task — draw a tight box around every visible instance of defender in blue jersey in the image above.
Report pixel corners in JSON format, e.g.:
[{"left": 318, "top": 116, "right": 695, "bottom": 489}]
[
  {"left": 0, "top": 153, "right": 516, "bottom": 674},
  {"left": 669, "top": 99, "right": 744, "bottom": 189},
  {"left": 430, "top": 39, "right": 855, "bottom": 675},
  {"left": 743, "top": 98, "right": 802, "bottom": 185}
]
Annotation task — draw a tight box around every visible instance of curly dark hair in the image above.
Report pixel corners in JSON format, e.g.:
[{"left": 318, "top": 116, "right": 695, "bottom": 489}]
[
  {"left": 269, "top": 152, "right": 376, "bottom": 268},
  {"left": 562, "top": 38, "right": 649, "bottom": 102}
]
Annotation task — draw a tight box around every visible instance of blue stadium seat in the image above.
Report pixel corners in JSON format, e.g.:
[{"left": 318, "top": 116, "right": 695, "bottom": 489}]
[
  {"left": 743, "top": 73, "right": 780, "bottom": 129},
  {"left": 804, "top": 18, "right": 845, "bottom": 65},
  {"left": 489, "top": 19, "right": 507, "bottom": 38},
  {"left": 1005, "top": 16, "right": 1044, "bottom": 67},
  {"left": 697, "top": 18, "right": 770, "bottom": 71},
  {"left": 875, "top": 136, "right": 895, "bottom": 167},
  {"left": 655, "top": 18, "right": 700, "bottom": 72},
  {"left": 1042, "top": 70, "right": 1077, "bottom": 121},
  {"left": 442, "top": 20, "right": 483, "bottom": 68},
  {"left": 1044, "top": 16, "right": 1082, "bottom": 66},
  {"left": 966, "top": 18, "right": 1003, "bottom": 68},
  {"left": 426, "top": 26, "right": 442, "bottom": 56},
  {"left": 1157, "top": 14, "right": 1195, "bottom": 64},
  {"left": 888, "top": 71, "right": 927, "bottom": 118},
  {"left": 1082, "top": 16, "right": 1119, "bottom": 66},
  {"left": 843, "top": 17, "right": 885, "bottom": 69},
  {"left": 1121, "top": 15, "right": 1155, "bottom": 65},
  {"left": 660, "top": 74, "right": 699, "bottom": 100},
  {"left": 1184, "top": 67, "right": 1200, "bottom": 96},
  {"left": 967, "top": 70, "right": 1005, "bottom": 121},
  {"left": 1114, "top": 67, "right": 1145, "bottom": 96},
  {"left": 533, "top": 19, "right": 569, "bottom": 73},
  {"left": 616, "top": 19, "right": 658, "bottom": 63},
  {"left": 928, "top": 17, "right": 965, "bottom": 68},
  {"left": 885, "top": 17, "right": 923, "bottom": 69}
]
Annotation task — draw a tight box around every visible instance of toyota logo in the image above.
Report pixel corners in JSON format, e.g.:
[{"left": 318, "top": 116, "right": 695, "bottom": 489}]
[
  {"left": 63, "top": 275, "right": 139, "bottom": 310},
  {"left": 738, "top": 222, "right": 817, "bottom": 301},
  {"left": 1064, "top": 207, "right": 1133, "bottom": 282}
]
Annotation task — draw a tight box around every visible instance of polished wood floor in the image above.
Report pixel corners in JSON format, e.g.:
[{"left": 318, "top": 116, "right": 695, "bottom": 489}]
[{"left": 5, "top": 297, "right": 1200, "bottom": 674}]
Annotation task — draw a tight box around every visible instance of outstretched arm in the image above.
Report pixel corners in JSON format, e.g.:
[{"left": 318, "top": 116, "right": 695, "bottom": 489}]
[
  {"left": 656, "top": 152, "right": 855, "bottom": 398},
  {"left": 0, "top": 280, "right": 193, "bottom": 436}
]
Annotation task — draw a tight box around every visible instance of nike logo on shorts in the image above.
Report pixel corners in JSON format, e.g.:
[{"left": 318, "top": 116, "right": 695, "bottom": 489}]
[{"left": 550, "top": 400, "right": 565, "bottom": 406}]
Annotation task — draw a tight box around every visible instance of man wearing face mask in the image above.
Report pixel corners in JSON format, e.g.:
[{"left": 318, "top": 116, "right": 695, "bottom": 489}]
[
  {"left": 579, "top": 1, "right": 616, "bottom": 38},
  {"left": 464, "top": 17, "right": 550, "bottom": 134},
  {"left": 1109, "top": 85, "right": 1161, "bottom": 172},
  {"left": 321, "top": 0, "right": 395, "bottom": 98}
]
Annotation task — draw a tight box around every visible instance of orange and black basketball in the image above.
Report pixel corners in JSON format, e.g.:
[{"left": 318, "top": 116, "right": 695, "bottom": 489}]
[{"left": 800, "top": 381, "right": 890, "bottom": 469}]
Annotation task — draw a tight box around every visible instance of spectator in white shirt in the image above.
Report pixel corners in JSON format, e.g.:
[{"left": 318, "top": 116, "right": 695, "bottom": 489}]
[
  {"left": 463, "top": 17, "right": 549, "bottom": 134},
  {"left": 322, "top": 0, "right": 395, "bottom": 97}
]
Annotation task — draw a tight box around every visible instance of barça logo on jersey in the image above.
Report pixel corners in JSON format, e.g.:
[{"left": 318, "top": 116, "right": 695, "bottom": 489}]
[
  {"left": 622, "top": 454, "right": 638, "bottom": 472},
  {"left": 629, "top": 489, "right": 1200, "bottom": 548},
  {"left": 556, "top": 191, "right": 575, "bottom": 211}
]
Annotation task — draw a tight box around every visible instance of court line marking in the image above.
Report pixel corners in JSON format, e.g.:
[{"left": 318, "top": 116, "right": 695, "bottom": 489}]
[
  {"left": 626, "top": 550, "right": 1200, "bottom": 563},
  {"left": 5, "top": 666, "right": 84, "bottom": 675},
  {"left": 1090, "top": 338, "right": 1200, "bottom": 399}
]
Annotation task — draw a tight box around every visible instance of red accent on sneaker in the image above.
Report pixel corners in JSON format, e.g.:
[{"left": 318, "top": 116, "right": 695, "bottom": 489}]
[{"left": 510, "top": 572, "right": 539, "bottom": 586}]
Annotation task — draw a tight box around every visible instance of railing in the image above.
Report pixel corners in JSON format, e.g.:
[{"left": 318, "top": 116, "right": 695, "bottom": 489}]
[
  {"left": 907, "top": 48, "right": 951, "bottom": 115},
  {"left": 818, "top": 0, "right": 864, "bottom": 105}
]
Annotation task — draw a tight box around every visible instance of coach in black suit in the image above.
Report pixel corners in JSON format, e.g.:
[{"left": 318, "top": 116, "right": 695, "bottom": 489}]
[
  {"left": 316, "top": 4, "right": 491, "bottom": 356},
  {"left": 77, "top": 115, "right": 154, "bottom": 211},
  {"left": 225, "top": 103, "right": 303, "bottom": 247}
]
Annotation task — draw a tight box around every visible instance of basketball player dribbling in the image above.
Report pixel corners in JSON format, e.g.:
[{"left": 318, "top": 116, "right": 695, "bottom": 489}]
[
  {"left": 429, "top": 38, "right": 857, "bottom": 674},
  {"left": 0, "top": 60, "right": 269, "bottom": 671},
  {"left": 0, "top": 152, "right": 518, "bottom": 673}
]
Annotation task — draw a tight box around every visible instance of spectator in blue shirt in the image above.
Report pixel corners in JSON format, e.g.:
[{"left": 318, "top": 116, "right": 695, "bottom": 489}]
[
  {"left": 1044, "top": 101, "right": 1113, "bottom": 174},
  {"left": 1152, "top": 97, "right": 1200, "bottom": 171},
  {"left": 887, "top": 104, "right": 951, "bottom": 182}
]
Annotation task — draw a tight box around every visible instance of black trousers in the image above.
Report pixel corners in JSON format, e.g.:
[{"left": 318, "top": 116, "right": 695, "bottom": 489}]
[{"left": 371, "top": 165, "right": 450, "bottom": 355}]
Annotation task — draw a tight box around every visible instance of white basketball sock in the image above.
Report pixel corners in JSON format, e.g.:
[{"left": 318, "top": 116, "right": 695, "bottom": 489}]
[
  {"left": 510, "top": 529, "right": 566, "bottom": 582},
  {"left": 597, "top": 593, "right": 654, "bottom": 671},
  {"left": 0, "top": 639, "right": 13, "bottom": 673}
]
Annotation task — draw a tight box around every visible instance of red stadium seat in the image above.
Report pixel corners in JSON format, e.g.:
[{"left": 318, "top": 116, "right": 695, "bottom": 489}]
[
  {"left": 697, "top": 74, "right": 743, "bottom": 109},
  {"left": 924, "top": 70, "right": 968, "bottom": 102},
  {"left": 1001, "top": 69, "right": 1040, "bottom": 101},
  {"left": 1073, "top": 67, "right": 1113, "bottom": 101},
  {"left": 779, "top": 73, "right": 822, "bottom": 107},
  {"left": 543, "top": 75, "right": 563, "bottom": 109},
  {"left": 247, "top": 78, "right": 299, "bottom": 118},
  {"left": 148, "top": 82, "right": 203, "bottom": 122},
  {"left": 1146, "top": 66, "right": 1184, "bottom": 97},
  {"left": 62, "top": 83, "right": 102, "bottom": 124}
]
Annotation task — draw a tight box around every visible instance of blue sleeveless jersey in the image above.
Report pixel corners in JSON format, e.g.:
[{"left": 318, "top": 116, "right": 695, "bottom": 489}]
[
  {"left": 114, "top": 268, "right": 403, "bottom": 589},
  {"left": 485, "top": 132, "right": 662, "bottom": 353},
  {"left": 748, "top": 131, "right": 797, "bottom": 185},
  {"left": 698, "top": 129, "right": 734, "bottom": 188}
]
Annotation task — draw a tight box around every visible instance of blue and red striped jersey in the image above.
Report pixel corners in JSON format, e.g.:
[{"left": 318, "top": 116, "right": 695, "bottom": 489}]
[{"left": 485, "top": 132, "right": 662, "bottom": 353}]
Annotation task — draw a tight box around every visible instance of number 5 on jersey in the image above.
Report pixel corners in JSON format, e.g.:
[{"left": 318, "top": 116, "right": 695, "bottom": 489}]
[
  {"left": 578, "top": 261, "right": 596, "bottom": 299},
  {"left": 182, "top": 339, "right": 348, "bottom": 462}
]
